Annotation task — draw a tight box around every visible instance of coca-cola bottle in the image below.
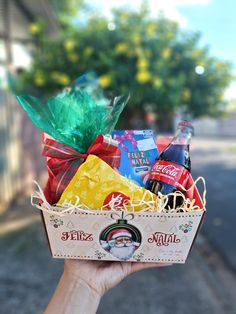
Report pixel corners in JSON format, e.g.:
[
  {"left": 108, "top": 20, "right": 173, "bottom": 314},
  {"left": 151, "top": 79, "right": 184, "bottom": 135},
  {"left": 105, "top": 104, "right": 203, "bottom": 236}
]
[{"left": 145, "top": 121, "right": 194, "bottom": 208}]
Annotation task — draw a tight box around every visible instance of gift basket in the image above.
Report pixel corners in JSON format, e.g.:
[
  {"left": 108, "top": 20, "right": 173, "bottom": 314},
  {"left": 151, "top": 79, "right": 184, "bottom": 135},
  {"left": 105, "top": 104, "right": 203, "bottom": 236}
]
[{"left": 17, "top": 73, "right": 206, "bottom": 263}]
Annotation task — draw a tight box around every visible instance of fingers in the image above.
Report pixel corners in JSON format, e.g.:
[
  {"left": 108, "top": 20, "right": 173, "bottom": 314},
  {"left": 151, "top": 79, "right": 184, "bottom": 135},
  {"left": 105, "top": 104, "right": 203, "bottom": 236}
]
[{"left": 130, "top": 262, "right": 172, "bottom": 274}]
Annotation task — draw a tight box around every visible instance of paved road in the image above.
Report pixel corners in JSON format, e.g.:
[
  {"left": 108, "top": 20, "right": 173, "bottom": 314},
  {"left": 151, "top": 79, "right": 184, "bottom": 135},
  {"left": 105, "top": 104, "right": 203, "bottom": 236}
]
[
  {"left": 191, "top": 137, "right": 236, "bottom": 270},
  {"left": 1, "top": 216, "right": 236, "bottom": 314},
  {"left": 1, "top": 137, "right": 236, "bottom": 314},
  {"left": 99, "top": 235, "right": 236, "bottom": 314}
]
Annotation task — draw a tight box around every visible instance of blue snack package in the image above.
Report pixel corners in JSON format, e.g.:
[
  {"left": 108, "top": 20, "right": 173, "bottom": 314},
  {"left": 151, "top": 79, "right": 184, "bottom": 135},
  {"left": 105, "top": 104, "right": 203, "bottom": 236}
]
[{"left": 112, "top": 130, "right": 159, "bottom": 187}]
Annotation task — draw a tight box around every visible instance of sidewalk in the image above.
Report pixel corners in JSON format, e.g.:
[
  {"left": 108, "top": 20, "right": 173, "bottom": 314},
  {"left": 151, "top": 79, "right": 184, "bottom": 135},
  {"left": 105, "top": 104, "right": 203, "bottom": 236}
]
[{"left": 1, "top": 200, "right": 236, "bottom": 314}]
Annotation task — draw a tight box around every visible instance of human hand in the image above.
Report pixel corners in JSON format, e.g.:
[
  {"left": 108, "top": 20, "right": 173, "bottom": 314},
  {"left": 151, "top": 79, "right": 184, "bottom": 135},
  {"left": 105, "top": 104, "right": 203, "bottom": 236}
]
[
  {"left": 64, "top": 259, "right": 172, "bottom": 297},
  {"left": 45, "top": 260, "right": 171, "bottom": 314}
]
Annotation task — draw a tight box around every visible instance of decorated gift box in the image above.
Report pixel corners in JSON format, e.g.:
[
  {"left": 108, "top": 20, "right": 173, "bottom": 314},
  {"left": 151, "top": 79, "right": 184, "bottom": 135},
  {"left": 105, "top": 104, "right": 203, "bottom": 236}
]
[
  {"left": 17, "top": 74, "right": 206, "bottom": 264},
  {"left": 35, "top": 164, "right": 205, "bottom": 263}
]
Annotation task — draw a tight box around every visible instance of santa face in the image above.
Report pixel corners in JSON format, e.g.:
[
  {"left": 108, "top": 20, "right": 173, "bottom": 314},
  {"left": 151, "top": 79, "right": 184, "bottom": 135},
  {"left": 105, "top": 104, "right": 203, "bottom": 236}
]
[{"left": 108, "top": 236, "right": 137, "bottom": 260}]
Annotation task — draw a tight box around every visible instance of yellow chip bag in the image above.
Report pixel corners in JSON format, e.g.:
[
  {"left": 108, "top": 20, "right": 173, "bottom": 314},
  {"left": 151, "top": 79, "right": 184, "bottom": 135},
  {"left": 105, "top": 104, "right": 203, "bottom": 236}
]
[{"left": 58, "top": 154, "right": 157, "bottom": 211}]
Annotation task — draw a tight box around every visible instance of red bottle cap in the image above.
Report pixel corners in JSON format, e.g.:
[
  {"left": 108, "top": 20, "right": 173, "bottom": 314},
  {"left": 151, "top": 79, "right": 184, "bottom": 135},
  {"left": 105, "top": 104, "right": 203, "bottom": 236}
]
[{"left": 178, "top": 121, "right": 194, "bottom": 133}]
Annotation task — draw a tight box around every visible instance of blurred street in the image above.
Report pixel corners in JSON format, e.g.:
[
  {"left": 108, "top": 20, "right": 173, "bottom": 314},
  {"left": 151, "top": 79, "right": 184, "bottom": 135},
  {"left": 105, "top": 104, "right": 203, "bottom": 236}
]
[
  {"left": 0, "top": 136, "right": 236, "bottom": 314},
  {"left": 192, "top": 137, "right": 236, "bottom": 270}
]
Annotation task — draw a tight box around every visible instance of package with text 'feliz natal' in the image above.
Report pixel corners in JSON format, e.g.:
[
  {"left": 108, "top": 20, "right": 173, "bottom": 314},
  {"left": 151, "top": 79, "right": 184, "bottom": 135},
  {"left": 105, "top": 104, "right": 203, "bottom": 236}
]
[{"left": 112, "top": 130, "right": 159, "bottom": 187}]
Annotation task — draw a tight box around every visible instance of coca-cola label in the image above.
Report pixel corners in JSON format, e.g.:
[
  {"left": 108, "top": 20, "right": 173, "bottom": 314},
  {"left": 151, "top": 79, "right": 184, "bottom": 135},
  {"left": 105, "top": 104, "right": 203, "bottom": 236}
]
[{"left": 148, "top": 160, "right": 190, "bottom": 191}]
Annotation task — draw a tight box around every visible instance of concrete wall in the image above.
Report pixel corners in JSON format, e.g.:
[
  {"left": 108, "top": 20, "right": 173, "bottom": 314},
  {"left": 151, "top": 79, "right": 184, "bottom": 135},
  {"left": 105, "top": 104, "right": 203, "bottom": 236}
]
[{"left": 193, "top": 114, "right": 236, "bottom": 137}]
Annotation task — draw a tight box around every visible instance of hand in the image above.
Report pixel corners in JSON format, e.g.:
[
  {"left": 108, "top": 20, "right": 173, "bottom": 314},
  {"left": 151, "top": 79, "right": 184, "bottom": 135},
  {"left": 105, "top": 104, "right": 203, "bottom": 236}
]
[
  {"left": 64, "top": 259, "right": 171, "bottom": 296},
  {"left": 45, "top": 260, "right": 171, "bottom": 314}
]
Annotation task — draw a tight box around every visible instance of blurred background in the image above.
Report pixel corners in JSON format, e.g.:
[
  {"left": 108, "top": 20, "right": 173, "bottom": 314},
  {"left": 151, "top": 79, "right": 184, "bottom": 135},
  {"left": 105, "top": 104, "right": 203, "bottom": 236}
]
[{"left": 0, "top": 0, "right": 236, "bottom": 313}]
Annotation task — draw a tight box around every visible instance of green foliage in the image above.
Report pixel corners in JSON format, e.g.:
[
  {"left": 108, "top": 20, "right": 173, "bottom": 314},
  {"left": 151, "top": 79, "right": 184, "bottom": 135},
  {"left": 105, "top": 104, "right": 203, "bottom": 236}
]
[
  {"left": 20, "top": 4, "right": 233, "bottom": 121},
  {"left": 50, "top": 0, "right": 85, "bottom": 19}
]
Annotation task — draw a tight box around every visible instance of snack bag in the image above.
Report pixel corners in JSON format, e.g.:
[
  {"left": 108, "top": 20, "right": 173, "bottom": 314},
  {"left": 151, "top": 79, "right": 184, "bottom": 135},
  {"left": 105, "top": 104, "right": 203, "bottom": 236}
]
[
  {"left": 112, "top": 130, "right": 159, "bottom": 187},
  {"left": 58, "top": 154, "right": 158, "bottom": 211}
]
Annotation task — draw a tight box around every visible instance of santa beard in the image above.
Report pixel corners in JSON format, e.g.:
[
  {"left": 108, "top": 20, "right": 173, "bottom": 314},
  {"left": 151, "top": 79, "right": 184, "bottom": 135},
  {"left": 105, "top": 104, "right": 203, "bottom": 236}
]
[{"left": 110, "top": 245, "right": 136, "bottom": 261}]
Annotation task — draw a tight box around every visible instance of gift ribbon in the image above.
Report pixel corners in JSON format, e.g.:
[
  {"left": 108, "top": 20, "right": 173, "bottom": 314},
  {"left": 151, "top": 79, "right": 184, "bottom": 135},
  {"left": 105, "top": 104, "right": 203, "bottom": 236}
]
[
  {"left": 42, "top": 134, "right": 121, "bottom": 205},
  {"left": 113, "top": 130, "right": 137, "bottom": 152},
  {"left": 110, "top": 212, "right": 135, "bottom": 221}
]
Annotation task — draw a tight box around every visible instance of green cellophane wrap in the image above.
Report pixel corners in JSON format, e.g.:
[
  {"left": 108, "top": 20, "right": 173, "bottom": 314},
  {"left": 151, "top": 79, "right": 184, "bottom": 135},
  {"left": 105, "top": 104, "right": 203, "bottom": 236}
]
[{"left": 16, "top": 75, "right": 129, "bottom": 153}]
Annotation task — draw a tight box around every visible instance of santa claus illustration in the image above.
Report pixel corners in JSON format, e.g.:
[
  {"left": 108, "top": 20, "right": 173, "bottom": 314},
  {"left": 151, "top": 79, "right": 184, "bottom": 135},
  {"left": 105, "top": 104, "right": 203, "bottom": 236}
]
[{"left": 100, "top": 227, "right": 141, "bottom": 261}]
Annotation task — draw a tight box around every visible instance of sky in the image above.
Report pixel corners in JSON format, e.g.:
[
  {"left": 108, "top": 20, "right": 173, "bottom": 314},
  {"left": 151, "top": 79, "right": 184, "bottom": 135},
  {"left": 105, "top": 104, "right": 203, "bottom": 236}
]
[{"left": 88, "top": 0, "right": 236, "bottom": 99}]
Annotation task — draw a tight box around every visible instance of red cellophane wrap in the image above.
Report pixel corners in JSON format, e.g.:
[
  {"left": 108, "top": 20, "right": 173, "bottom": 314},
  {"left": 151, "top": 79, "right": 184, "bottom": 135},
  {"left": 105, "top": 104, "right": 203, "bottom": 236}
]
[
  {"left": 185, "top": 175, "right": 204, "bottom": 209},
  {"left": 42, "top": 133, "right": 121, "bottom": 205}
]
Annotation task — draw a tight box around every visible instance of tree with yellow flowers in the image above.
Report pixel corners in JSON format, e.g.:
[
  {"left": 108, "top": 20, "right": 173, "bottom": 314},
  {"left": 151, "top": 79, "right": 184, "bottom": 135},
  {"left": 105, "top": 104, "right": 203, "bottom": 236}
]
[{"left": 18, "top": 2, "right": 233, "bottom": 129}]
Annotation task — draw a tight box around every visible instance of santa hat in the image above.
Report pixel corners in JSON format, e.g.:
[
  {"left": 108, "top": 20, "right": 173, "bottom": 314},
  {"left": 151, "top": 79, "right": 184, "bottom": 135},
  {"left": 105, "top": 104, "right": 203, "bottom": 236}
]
[{"left": 107, "top": 228, "right": 132, "bottom": 241}]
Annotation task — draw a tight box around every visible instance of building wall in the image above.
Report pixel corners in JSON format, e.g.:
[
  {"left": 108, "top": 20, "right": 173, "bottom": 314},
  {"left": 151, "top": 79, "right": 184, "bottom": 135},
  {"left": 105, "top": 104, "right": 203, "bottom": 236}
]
[
  {"left": 0, "top": 90, "right": 21, "bottom": 207},
  {"left": 0, "top": 0, "right": 56, "bottom": 209},
  {"left": 193, "top": 114, "right": 236, "bottom": 137}
]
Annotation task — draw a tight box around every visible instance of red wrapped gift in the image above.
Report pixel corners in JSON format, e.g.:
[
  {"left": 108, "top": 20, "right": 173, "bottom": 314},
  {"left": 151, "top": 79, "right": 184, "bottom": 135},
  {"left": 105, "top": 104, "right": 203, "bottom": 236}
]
[{"left": 42, "top": 134, "right": 121, "bottom": 204}]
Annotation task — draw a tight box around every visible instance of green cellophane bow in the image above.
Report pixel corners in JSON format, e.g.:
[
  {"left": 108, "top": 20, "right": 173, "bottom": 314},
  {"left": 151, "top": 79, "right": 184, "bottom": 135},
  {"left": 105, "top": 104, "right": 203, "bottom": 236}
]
[{"left": 16, "top": 76, "right": 129, "bottom": 153}]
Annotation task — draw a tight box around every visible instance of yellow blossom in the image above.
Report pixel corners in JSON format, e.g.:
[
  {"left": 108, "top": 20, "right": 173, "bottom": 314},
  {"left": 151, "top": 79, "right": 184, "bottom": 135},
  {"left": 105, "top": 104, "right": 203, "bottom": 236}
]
[
  {"left": 192, "top": 49, "right": 204, "bottom": 59},
  {"left": 84, "top": 47, "right": 94, "bottom": 57},
  {"left": 121, "top": 11, "right": 129, "bottom": 20},
  {"left": 182, "top": 88, "right": 191, "bottom": 102},
  {"left": 134, "top": 47, "right": 142, "bottom": 57},
  {"left": 63, "top": 39, "right": 76, "bottom": 51},
  {"left": 146, "top": 23, "right": 157, "bottom": 37},
  {"left": 216, "top": 62, "right": 225, "bottom": 70},
  {"left": 162, "top": 48, "right": 171, "bottom": 59},
  {"left": 51, "top": 72, "right": 70, "bottom": 85},
  {"left": 132, "top": 33, "right": 141, "bottom": 44},
  {"left": 115, "top": 43, "right": 129, "bottom": 54},
  {"left": 166, "top": 31, "right": 175, "bottom": 40},
  {"left": 153, "top": 77, "right": 162, "bottom": 88},
  {"left": 34, "top": 71, "right": 45, "bottom": 86},
  {"left": 136, "top": 71, "right": 151, "bottom": 84},
  {"left": 197, "top": 60, "right": 206, "bottom": 67},
  {"left": 67, "top": 53, "right": 79, "bottom": 63},
  {"left": 29, "top": 23, "right": 40, "bottom": 34},
  {"left": 60, "top": 74, "right": 70, "bottom": 85},
  {"left": 99, "top": 75, "right": 111, "bottom": 88},
  {"left": 137, "top": 58, "right": 149, "bottom": 69}
]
